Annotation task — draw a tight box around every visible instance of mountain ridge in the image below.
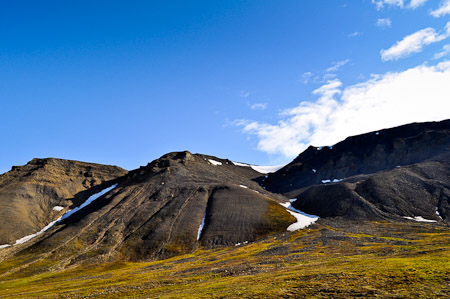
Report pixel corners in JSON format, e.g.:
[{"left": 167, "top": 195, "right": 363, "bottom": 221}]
[{"left": 0, "top": 119, "right": 449, "bottom": 267}]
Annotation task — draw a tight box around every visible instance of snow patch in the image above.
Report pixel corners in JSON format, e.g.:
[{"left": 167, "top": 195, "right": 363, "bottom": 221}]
[
  {"left": 208, "top": 159, "right": 222, "bottom": 166},
  {"left": 322, "top": 178, "right": 344, "bottom": 184},
  {"left": 280, "top": 202, "right": 319, "bottom": 231},
  {"left": 231, "top": 161, "right": 249, "bottom": 167},
  {"left": 250, "top": 164, "right": 284, "bottom": 174},
  {"left": 239, "top": 185, "right": 248, "bottom": 189},
  {"left": 375, "top": 131, "right": 380, "bottom": 135},
  {"left": 403, "top": 216, "right": 437, "bottom": 223},
  {"left": 60, "top": 184, "right": 118, "bottom": 221},
  {"left": 0, "top": 244, "right": 11, "bottom": 249},
  {"left": 396, "top": 165, "right": 401, "bottom": 168},
  {"left": 231, "top": 161, "right": 284, "bottom": 174},
  {"left": 10, "top": 184, "right": 119, "bottom": 246},
  {"left": 197, "top": 212, "right": 206, "bottom": 240},
  {"left": 436, "top": 207, "right": 443, "bottom": 220},
  {"left": 14, "top": 217, "right": 63, "bottom": 245},
  {"left": 53, "top": 206, "right": 64, "bottom": 211},
  {"left": 312, "top": 169, "right": 316, "bottom": 173}
]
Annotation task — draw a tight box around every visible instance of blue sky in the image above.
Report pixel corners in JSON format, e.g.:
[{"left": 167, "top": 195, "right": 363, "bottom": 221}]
[{"left": 1, "top": 0, "right": 450, "bottom": 173}]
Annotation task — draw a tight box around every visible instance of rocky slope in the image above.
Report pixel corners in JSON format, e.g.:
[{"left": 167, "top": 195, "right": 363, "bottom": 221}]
[
  {"left": 291, "top": 154, "right": 450, "bottom": 222},
  {"left": 264, "top": 119, "right": 450, "bottom": 222},
  {"left": 3, "top": 152, "right": 294, "bottom": 265},
  {"left": 0, "top": 158, "right": 127, "bottom": 244}
]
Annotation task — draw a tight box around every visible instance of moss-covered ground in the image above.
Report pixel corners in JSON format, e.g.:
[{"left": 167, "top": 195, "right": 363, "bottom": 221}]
[{"left": 1, "top": 221, "right": 449, "bottom": 298}]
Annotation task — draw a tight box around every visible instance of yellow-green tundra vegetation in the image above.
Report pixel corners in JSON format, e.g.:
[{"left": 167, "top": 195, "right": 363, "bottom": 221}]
[{"left": 0, "top": 221, "right": 449, "bottom": 298}]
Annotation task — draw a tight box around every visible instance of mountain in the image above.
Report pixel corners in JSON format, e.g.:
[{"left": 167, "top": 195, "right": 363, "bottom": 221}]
[
  {"left": 0, "top": 119, "right": 449, "bottom": 269},
  {"left": 264, "top": 119, "right": 450, "bottom": 222},
  {"left": 0, "top": 152, "right": 294, "bottom": 266},
  {"left": 0, "top": 158, "right": 127, "bottom": 244}
]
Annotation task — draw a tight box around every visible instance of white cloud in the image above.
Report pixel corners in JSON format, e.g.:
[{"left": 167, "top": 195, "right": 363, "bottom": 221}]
[
  {"left": 409, "top": 0, "right": 428, "bottom": 9},
  {"left": 311, "top": 79, "right": 342, "bottom": 98},
  {"left": 380, "top": 22, "right": 450, "bottom": 61},
  {"left": 434, "top": 44, "right": 450, "bottom": 59},
  {"left": 376, "top": 18, "right": 392, "bottom": 29},
  {"left": 409, "top": 0, "right": 428, "bottom": 8},
  {"left": 325, "top": 59, "right": 350, "bottom": 73},
  {"left": 430, "top": 0, "right": 450, "bottom": 17},
  {"left": 238, "top": 61, "right": 450, "bottom": 157},
  {"left": 372, "top": 0, "right": 404, "bottom": 10},
  {"left": 372, "top": 0, "right": 427, "bottom": 9},
  {"left": 250, "top": 103, "right": 268, "bottom": 110},
  {"left": 348, "top": 32, "right": 362, "bottom": 38}
]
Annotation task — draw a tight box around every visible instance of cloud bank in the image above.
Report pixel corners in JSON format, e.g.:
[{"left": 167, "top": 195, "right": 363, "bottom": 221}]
[{"left": 238, "top": 61, "right": 450, "bottom": 158}]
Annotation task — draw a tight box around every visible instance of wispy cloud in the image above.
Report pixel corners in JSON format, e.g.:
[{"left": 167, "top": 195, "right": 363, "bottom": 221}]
[
  {"left": 249, "top": 103, "right": 268, "bottom": 111},
  {"left": 237, "top": 61, "right": 450, "bottom": 157},
  {"left": 376, "top": 18, "right": 392, "bottom": 29},
  {"left": 434, "top": 44, "right": 450, "bottom": 59},
  {"left": 325, "top": 59, "right": 350, "bottom": 73},
  {"left": 240, "top": 91, "right": 251, "bottom": 98},
  {"left": 430, "top": 0, "right": 450, "bottom": 17},
  {"left": 301, "top": 72, "right": 312, "bottom": 84},
  {"left": 299, "top": 59, "right": 350, "bottom": 84},
  {"left": 301, "top": 59, "right": 349, "bottom": 85},
  {"left": 409, "top": 0, "right": 428, "bottom": 9},
  {"left": 380, "top": 22, "right": 450, "bottom": 61},
  {"left": 348, "top": 31, "right": 362, "bottom": 38}
]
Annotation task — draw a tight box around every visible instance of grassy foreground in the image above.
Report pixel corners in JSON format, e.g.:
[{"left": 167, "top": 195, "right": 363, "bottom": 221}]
[{"left": 0, "top": 221, "right": 449, "bottom": 298}]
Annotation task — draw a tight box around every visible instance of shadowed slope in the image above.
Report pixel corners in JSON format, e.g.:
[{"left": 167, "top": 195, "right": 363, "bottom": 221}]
[
  {"left": 0, "top": 158, "right": 127, "bottom": 244},
  {"left": 289, "top": 148, "right": 450, "bottom": 222}
]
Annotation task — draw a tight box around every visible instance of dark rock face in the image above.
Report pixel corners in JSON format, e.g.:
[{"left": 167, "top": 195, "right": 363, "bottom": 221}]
[
  {"left": 264, "top": 119, "right": 450, "bottom": 197},
  {"left": 292, "top": 156, "right": 450, "bottom": 222},
  {"left": 265, "top": 119, "right": 450, "bottom": 222},
  {"left": 19, "top": 152, "right": 294, "bottom": 264},
  {"left": 0, "top": 158, "right": 127, "bottom": 244}
]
